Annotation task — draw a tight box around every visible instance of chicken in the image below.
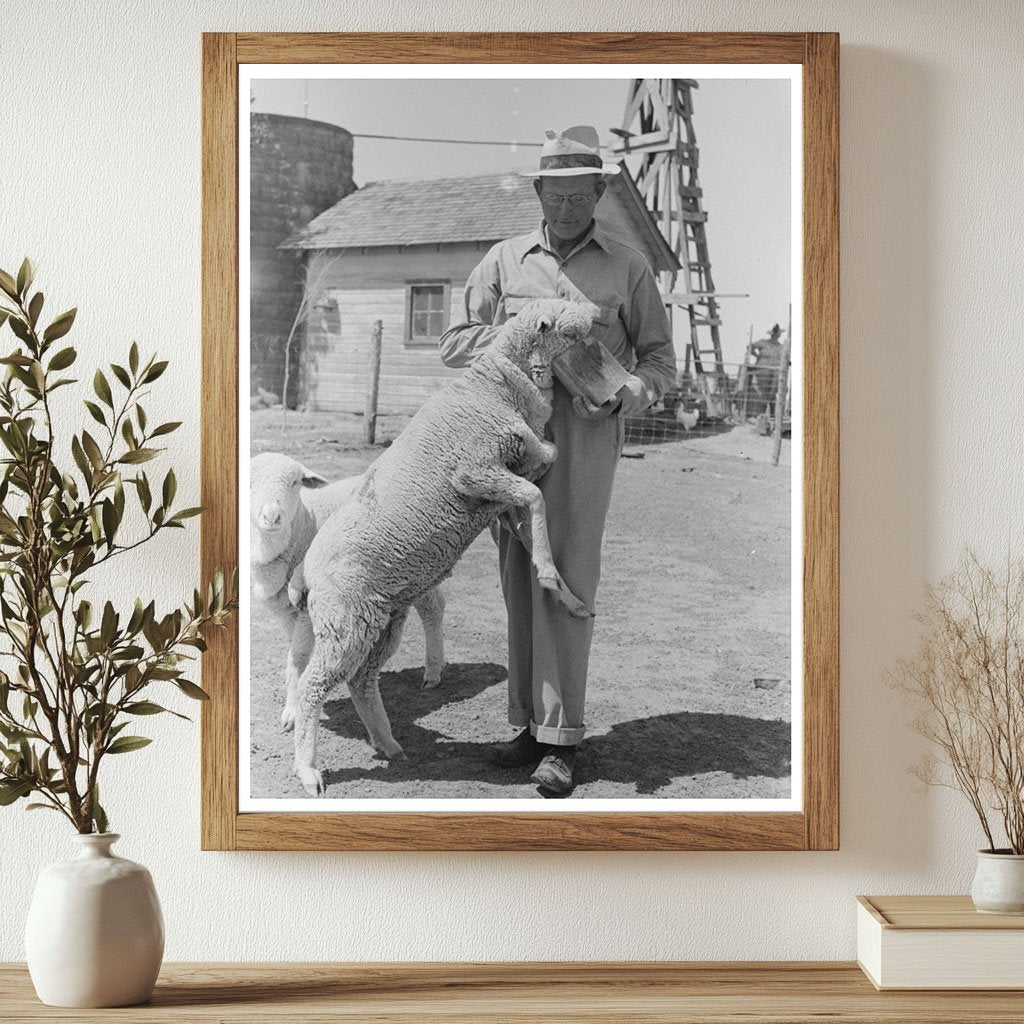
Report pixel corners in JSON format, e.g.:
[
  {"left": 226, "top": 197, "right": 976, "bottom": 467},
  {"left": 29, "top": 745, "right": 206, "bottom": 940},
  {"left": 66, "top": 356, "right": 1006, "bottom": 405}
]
[{"left": 675, "top": 406, "right": 700, "bottom": 431}]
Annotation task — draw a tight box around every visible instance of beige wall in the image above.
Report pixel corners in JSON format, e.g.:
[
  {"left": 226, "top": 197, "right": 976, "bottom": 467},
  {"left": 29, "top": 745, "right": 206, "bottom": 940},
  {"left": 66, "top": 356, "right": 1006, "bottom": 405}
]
[{"left": 2, "top": 0, "right": 1023, "bottom": 963}]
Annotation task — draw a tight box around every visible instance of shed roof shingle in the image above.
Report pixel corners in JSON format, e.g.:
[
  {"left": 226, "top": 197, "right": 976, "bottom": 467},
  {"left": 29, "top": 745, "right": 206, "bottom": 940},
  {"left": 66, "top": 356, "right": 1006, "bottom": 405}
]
[{"left": 279, "top": 172, "right": 543, "bottom": 251}]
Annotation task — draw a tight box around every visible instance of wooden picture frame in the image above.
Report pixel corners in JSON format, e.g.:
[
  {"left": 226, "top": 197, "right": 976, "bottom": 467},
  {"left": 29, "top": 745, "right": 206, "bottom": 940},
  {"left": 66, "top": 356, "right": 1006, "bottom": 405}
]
[{"left": 201, "top": 32, "right": 838, "bottom": 851}]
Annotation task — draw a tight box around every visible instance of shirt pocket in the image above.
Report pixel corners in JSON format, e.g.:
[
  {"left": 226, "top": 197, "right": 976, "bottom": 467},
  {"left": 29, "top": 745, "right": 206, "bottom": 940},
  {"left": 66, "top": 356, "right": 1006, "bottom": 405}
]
[
  {"left": 589, "top": 306, "right": 634, "bottom": 372},
  {"left": 584, "top": 305, "right": 619, "bottom": 347}
]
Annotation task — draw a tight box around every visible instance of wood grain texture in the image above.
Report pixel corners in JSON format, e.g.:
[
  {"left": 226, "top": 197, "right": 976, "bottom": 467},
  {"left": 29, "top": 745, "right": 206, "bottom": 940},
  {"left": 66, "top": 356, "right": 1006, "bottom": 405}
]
[
  {"left": 200, "top": 33, "right": 239, "bottom": 852},
  {"left": 201, "top": 32, "right": 840, "bottom": 851},
  {"left": 235, "top": 32, "right": 807, "bottom": 65},
  {"left": 801, "top": 33, "right": 841, "bottom": 852},
  {"left": 3, "top": 962, "right": 1023, "bottom": 1023},
  {"left": 234, "top": 810, "right": 806, "bottom": 852},
  {"left": 862, "top": 895, "right": 1024, "bottom": 930}
]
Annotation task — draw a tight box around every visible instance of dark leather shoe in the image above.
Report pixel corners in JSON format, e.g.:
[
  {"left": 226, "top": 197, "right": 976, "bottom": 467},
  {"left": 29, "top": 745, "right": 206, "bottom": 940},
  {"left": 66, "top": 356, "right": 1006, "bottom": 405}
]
[
  {"left": 530, "top": 746, "right": 577, "bottom": 794},
  {"left": 488, "top": 728, "right": 544, "bottom": 768}
]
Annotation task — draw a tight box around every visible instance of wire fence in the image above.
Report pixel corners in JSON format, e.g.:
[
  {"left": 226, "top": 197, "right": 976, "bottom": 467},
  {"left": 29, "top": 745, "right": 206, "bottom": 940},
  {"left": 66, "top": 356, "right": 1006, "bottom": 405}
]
[
  {"left": 256, "top": 313, "right": 794, "bottom": 457},
  {"left": 624, "top": 359, "right": 792, "bottom": 446}
]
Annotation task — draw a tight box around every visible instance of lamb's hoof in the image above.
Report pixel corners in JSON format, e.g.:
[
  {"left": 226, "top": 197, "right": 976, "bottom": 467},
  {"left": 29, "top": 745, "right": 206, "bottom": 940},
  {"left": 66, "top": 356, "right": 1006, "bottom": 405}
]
[
  {"left": 421, "top": 663, "right": 445, "bottom": 690},
  {"left": 538, "top": 574, "right": 594, "bottom": 618},
  {"left": 374, "top": 742, "right": 407, "bottom": 761},
  {"left": 559, "top": 590, "right": 595, "bottom": 619},
  {"left": 280, "top": 705, "right": 297, "bottom": 732},
  {"left": 296, "top": 765, "right": 325, "bottom": 797}
]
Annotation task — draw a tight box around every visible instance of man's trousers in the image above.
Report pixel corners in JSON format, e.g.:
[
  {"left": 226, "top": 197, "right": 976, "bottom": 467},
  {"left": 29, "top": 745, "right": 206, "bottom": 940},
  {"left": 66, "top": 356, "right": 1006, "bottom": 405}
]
[{"left": 498, "top": 383, "right": 624, "bottom": 745}]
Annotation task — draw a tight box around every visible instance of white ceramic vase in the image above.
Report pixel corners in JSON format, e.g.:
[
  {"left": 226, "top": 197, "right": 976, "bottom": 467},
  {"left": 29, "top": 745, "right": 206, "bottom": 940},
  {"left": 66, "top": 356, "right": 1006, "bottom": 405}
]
[
  {"left": 970, "top": 849, "right": 1024, "bottom": 915},
  {"left": 24, "top": 833, "right": 164, "bottom": 1007}
]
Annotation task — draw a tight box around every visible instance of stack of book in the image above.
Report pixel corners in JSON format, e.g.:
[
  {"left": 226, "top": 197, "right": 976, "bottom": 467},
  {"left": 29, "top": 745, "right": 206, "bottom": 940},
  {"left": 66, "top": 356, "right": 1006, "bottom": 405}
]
[{"left": 857, "top": 895, "right": 1024, "bottom": 990}]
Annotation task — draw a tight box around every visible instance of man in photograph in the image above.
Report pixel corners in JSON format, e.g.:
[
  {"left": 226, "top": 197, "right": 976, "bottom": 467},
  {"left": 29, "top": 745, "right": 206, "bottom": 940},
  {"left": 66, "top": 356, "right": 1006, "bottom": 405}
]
[{"left": 438, "top": 125, "right": 676, "bottom": 794}]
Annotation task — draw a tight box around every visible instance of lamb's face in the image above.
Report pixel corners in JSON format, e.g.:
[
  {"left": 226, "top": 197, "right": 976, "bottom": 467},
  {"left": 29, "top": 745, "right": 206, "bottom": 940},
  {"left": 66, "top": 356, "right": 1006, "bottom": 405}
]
[
  {"left": 506, "top": 299, "right": 597, "bottom": 389},
  {"left": 250, "top": 452, "right": 327, "bottom": 559}
]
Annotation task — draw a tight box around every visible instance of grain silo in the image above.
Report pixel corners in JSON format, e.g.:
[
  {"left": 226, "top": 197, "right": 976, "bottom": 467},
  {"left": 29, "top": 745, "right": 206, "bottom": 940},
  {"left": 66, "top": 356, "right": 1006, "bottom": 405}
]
[{"left": 250, "top": 112, "right": 355, "bottom": 406}]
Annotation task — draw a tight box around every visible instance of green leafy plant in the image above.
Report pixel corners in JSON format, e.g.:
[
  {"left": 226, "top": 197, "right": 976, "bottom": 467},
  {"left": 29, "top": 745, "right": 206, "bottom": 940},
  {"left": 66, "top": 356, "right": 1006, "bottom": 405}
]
[{"left": 0, "top": 259, "right": 236, "bottom": 833}]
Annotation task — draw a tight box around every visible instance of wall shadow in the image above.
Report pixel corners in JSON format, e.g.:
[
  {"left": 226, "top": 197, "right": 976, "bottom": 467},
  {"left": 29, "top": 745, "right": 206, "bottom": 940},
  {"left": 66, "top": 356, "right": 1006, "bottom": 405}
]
[{"left": 838, "top": 47, "right": 936, "bottom": 867}]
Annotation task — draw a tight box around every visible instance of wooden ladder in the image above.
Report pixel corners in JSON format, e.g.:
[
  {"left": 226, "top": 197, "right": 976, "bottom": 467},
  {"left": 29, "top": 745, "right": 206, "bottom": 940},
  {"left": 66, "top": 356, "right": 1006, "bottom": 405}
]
[{"left": 612, "top": 79, "right": 730, "bottom": 415}]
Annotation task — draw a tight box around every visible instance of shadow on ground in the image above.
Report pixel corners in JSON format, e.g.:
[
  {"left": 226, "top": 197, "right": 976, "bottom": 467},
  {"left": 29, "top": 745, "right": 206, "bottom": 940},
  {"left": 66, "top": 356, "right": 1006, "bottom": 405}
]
[
  {"left": 581, "top": 711, "right": 790, "bottom": 793},
  {"left": 320, "top": 661, "right": 790, "bottom": 794},
  {"left": 321, "top": 662, "right": 508, "bottom": 789}
]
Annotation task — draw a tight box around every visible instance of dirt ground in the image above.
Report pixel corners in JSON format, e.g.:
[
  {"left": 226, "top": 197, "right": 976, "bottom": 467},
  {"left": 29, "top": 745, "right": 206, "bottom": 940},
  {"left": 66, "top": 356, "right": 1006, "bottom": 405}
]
[{"left": 248, "top": 409, "right": 792, "bottom": 801}]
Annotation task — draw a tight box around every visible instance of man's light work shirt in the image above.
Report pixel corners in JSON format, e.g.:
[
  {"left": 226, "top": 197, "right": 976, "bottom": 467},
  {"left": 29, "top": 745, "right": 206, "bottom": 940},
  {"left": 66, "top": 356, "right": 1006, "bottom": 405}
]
[{"left": 438, "top": 221, "right": 677, "bottom": 406}]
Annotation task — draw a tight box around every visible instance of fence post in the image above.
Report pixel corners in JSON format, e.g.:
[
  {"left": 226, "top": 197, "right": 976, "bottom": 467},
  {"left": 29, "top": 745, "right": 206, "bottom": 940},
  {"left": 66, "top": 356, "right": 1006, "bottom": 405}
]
[
  {"left": 363, "top": 319, "right": 382, "bottom": 445},
  {"left": 772, "top": 307, "right": 792, "bottom": 467}
]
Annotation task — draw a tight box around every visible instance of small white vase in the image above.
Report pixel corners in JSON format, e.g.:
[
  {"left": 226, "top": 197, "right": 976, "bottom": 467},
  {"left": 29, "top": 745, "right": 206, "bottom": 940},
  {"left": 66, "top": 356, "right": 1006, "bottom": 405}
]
[
  {"left": 970, "top": 849, "right": 1024, "bottom": 915},
  {"left": 25, "top": 833, "right": 164, "bottom": 1007}
]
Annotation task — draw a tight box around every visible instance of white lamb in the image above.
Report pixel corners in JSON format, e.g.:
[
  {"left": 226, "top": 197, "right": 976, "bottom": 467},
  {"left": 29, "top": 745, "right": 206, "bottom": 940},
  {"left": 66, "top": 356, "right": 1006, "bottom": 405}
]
[
  {"left": 291, "top": 298, "right": 597, "bottom": 796},
  {"left": 249, "top": 452, "right": 446, "bottom": 731}
]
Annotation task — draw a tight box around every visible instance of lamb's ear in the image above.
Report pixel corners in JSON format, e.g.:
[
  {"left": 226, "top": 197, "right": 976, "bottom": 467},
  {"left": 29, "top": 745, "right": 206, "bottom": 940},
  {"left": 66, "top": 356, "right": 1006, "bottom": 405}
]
[{"left": 300, "top": 465, "right": 329, "bottom": 489}]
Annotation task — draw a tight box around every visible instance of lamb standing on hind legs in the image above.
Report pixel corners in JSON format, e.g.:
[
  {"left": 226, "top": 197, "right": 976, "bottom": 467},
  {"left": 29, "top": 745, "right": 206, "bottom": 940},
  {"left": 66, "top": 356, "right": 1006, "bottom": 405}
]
[
  {"left": 292, "top": 298, "right": 597, "bottom": 796},
  {"left": 249, "top": 453, "right": 447, "bottom": 735}
]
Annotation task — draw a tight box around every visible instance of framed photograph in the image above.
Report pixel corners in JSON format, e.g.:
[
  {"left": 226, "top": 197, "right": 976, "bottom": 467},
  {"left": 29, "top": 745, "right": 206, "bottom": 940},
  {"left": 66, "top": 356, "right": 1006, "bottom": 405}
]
[{"left": 201, "top": 32, "right": 838, "bottom": 851}]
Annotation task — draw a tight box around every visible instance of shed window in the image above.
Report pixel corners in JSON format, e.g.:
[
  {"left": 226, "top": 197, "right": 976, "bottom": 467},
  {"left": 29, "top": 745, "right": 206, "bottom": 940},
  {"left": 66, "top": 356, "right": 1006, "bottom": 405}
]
[{"left": 406, "top": 282, "right": 450, "bottom": 344}]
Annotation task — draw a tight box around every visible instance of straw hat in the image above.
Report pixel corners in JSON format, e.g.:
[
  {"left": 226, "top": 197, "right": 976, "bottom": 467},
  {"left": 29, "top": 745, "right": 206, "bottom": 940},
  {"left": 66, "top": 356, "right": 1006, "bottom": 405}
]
[{"left": 518, "top": 125, "right": 621, "bottom": 178}]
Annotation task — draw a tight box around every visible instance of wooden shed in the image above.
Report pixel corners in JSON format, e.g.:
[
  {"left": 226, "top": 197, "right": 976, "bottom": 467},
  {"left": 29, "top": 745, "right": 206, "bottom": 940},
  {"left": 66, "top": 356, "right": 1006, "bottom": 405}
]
[{"left": 279, "top": 169, "right": 677, "bottom": 415}]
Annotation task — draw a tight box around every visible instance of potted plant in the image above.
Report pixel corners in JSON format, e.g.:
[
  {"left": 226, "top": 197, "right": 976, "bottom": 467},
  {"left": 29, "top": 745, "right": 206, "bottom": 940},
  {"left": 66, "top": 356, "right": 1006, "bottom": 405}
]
[
  {"left": 0, "top": 259, "right": 236, "bottom": 1005},
  {"left": 894, "top": 551, "right": 1024, "bottom": 914}
]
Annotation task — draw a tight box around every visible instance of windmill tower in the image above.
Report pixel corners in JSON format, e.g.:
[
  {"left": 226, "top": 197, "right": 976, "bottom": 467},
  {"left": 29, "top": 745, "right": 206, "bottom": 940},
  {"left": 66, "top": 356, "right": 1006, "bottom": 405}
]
[{"left": 611, "top": 79, "right": 730, "bottom": 417}]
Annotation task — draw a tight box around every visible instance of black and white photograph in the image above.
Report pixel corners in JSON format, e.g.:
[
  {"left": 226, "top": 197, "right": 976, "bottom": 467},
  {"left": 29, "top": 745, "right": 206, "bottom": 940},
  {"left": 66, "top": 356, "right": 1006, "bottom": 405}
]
[{"left": 241, "top": 65, "right": 801, "bottom": 809}]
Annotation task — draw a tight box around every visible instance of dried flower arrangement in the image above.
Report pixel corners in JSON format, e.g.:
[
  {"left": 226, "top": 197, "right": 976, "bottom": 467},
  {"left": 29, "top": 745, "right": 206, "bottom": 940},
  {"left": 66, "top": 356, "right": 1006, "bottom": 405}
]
[{"left": 894, "top": 552, "right": 1024, "bottom": 854}]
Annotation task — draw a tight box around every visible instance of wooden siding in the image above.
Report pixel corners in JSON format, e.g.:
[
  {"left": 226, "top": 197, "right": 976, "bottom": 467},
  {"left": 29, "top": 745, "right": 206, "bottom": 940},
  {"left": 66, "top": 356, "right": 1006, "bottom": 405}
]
[{"left": 301, "top": 245, "right": 485, "bottom": 414}]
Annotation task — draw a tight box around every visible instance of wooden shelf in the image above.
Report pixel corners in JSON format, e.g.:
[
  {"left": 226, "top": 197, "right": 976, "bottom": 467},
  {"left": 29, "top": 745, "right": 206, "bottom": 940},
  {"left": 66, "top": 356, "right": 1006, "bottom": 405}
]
[{"left": 3, "top": 962, "right": 1024, "bottom": 1022}]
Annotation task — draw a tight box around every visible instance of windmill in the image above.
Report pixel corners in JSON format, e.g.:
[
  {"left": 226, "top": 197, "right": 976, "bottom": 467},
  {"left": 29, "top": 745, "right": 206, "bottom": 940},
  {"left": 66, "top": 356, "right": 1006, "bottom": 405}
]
[{"left": 611, "top": 79, "right": 733, "bottom": 418}]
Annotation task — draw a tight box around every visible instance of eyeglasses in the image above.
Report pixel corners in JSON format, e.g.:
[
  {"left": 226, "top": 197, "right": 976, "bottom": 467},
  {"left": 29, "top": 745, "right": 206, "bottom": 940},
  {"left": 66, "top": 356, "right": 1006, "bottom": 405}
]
[{"left": 538, "top": 191, "right": 597, "bottom": 207}]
